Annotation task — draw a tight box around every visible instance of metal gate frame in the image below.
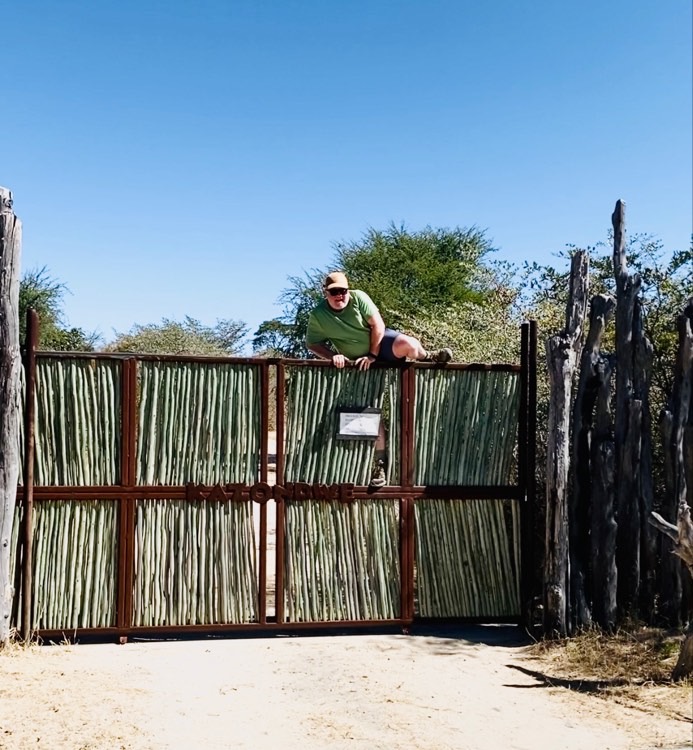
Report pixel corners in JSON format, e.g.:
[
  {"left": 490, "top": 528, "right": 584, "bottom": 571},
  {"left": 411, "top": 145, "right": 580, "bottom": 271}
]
[{"left": 16, "top": 313, "right": 536, "bottom": 641}]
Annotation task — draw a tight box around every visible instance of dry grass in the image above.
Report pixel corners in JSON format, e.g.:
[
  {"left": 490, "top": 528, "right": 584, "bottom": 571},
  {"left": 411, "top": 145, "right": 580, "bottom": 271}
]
[
  {"left": 530, "top": 626, "right": 685, "bottom": 682},
  {"left": 525, "top": 626, "right": 693, "bottom": 724}
]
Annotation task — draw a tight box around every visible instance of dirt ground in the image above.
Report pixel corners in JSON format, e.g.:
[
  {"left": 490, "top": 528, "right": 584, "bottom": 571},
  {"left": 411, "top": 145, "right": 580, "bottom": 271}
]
[
  {"left": 1, "top": 625, "right": 691, "bottom": 750},
  {"left": 3, "top": 435, "right": 691, "bottom": 748}
]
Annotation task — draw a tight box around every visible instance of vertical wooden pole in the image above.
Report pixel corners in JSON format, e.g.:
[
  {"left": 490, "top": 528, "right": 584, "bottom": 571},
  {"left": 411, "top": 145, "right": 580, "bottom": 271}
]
[
  {"left": 519, "top": 320, "right": 539, "bottom": 627},
  {"left": 19, "top": 310, "right": 37, "bottom": 641},
  {"left": 0, "top": 186, "right": 22, "bottom": 647},
  {"left": 612, "top": 200, "right": 644, "bottom": 619},
  {"left": 528, "top": 319, "right": 538, "bottom": 595},
  {"left": 518, "top": 322, "right": 531, "bottom": 626},
  {"left": 544, "top": 251, "right": 589, "bottom": 637}
]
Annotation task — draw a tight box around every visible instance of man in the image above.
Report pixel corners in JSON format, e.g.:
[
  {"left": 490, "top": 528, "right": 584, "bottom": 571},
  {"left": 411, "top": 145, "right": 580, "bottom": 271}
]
[{"left": 305, "top": 271, "right": 452, "bottom": 369}]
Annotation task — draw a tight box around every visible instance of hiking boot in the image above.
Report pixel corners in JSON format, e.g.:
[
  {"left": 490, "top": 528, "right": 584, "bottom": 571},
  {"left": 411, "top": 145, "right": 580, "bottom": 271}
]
[
  {"left": 368, "top": 460, "right": 387, "bottom": 490},
  {"left": 422, "top": 347, "right": 452, "bottom": 363}
]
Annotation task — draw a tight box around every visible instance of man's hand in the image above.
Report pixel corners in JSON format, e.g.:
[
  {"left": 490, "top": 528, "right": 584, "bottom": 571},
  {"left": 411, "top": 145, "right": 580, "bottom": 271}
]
[
  {"left": 355, "top": 355, "right": 373, "bottom": 371},
  {"left": 332, "top": 354, "right": 349, "bottom": 368}
]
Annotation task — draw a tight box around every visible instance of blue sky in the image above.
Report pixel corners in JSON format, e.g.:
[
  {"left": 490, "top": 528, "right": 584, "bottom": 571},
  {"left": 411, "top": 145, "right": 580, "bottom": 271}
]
[{"left": 3, "top": 0, "right": 691, "bottom": 349}]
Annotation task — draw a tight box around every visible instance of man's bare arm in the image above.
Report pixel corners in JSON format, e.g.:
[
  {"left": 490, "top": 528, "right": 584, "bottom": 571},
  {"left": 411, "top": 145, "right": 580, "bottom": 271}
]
[
  {"left": 307, "top": 342, "right": 338, "bottom": 360},
  {"left": 366, "top": 311, "right": 385, "bottom": 356},
  {"left": 307, "top": 341, "right": 350, "bottom": 369}
]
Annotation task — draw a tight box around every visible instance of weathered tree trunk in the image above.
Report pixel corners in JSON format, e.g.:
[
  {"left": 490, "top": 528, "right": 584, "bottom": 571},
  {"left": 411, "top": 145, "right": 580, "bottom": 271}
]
[
  {"left": 570, "top": 294, "right": 615, "bottom": 632},
  {"left": 590, "top": 353, "right": 618, "bottom": 630},
  {"left": 612, "top": 200, "right": 645, "bottom": 619},
  {"left": 544, "top": 250, "right": 589, "bottom": 637},
  {"left": 659, "top": 411, "right": 682, "bottom": 622},
  {"left": 658, "top": 304, "right": 693, "bottom": 625},
  {"left": 634, "top": 299, "right": 656, "bottom": 623},
  {"left": 649, "top": 500, "right": 693, "bottom": 680},
  {"left": 0, "top": 187, "right": 22, "bottom": 648}
]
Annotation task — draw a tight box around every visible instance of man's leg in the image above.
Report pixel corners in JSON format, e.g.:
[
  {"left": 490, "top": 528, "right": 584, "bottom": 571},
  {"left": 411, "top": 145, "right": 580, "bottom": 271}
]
[
  {"left": 391, "top": 333, "right": 426, "bottom": 360},
  {"left": 391, "top": 333, "right": 452, "bottom": 362}
]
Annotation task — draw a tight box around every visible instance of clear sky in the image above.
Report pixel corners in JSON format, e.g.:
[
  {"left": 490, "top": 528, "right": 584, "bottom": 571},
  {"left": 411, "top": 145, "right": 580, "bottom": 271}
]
[{"left": 3, "top": 0, "right": 691, "bottom": 350}]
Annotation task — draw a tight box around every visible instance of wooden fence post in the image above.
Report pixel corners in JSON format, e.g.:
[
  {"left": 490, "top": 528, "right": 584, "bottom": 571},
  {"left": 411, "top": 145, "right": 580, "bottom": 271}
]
[
  {"left": 570, "top": 293, "right": 615, "bottom": 631},
  {"left": 20, "top": 310, "right": 38, "bottom": 641},
  {"left": 658, "top": 302, "right": 693, "bottom": 624},
  {"left": 612, "top": 199, "right": 651, "bottom": 619},
  {"left": 0, "top": 186, "right": 22, "bottom": 648},
  {"left": 544, "top": 250, "right": 589, "bottom": 636},
  {"left": 649, "top": 305, "right": 693, "bottom": 679}
]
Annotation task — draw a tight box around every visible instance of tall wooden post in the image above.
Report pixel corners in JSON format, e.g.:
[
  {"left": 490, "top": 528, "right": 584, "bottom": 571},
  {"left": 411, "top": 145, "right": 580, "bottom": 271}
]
[
  {"left": 20, "top": 309, "right": 38, "bottom": 641},
  {"left": 612, "top": 200, "right": 646, "bottom": 619},
  {"left": 570, "top": 293, "right": 615, "bottom": 631},
  {"left": 544, "top": 250, "right": 589, "bottom": 636},
  {"left": 659, "top": 303, "right": 693, "bottom": 624},
  {"left": 0, "top": 187, "right": 22, "bottom": 648}
]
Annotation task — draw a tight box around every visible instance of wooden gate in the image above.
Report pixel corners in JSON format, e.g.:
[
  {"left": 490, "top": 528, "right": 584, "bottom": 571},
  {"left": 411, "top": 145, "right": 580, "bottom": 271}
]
[{"left": 11, "top": 317, "right": 536, "bottom": 641}]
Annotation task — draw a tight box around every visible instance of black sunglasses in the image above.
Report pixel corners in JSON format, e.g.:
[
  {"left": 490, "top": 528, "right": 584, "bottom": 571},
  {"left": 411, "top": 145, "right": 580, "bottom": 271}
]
[{"left": 327, "top": 287, "right": 348, "bottom": 297}]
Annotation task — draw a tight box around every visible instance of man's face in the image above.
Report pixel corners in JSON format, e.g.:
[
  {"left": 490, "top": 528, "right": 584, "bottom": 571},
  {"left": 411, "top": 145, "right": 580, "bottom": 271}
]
[{"left": 325, "top": 286, "right": 350, "bottom": 311}]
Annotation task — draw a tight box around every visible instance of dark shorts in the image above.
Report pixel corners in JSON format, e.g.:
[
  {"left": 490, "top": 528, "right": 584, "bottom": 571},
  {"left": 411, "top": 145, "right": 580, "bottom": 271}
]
[{"left": 376, "top": 329, "right": 405, "bottom": 362}]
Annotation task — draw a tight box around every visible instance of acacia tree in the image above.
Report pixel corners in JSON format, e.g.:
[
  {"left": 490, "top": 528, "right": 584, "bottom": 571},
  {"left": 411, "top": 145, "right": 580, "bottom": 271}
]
[
  {"left": 19, "top": 267, "right": 98, "bottom": 351},
  {"left": 107, "top": 316, "right": 248, "bottom": 356}
]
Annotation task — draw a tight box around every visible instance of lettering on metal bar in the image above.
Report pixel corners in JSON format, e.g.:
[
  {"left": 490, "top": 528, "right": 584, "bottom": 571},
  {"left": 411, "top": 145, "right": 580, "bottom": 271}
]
[{"left": 186, "top": 482, "right": 355, "bottom": 504}]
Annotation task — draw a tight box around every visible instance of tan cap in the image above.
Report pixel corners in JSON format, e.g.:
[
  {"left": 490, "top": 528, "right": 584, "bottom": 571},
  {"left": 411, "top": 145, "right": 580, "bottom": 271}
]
[{"left": 323, "top": 271, "right": 349, "bottom": 290}]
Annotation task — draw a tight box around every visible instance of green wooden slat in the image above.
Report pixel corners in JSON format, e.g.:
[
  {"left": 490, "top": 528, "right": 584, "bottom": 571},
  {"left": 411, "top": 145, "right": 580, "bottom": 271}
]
[
  {"left": 414, "top": 498, "right": 521, "bottom": 618},
  {"left": 132, "top": 499, "right": 258, "bottom": 626},
  {"left": 136, "top": 362, "right": 260, "bottom": 485},
  {"left": 283, "top": 499, "right": 400, "bottom": 622},
  {"left": 414, "top": 370, "right": 520, "bottom": 486},
  {"left": 33, "top": 358, "right": 121, "bottom": 486},
  {"left": 30, "top": 499, "right": 117, "bottom": 629},
  {"left": 284, "top": 366, "right": 400, "bottom": 485}
]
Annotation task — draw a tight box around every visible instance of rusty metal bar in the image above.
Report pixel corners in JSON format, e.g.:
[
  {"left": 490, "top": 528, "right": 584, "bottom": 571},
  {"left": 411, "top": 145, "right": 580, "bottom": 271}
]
[
  {"left": 275, "top": 498, "right": 285, "bottom": 624},
  {"left": 116, "top": 358, "right": 131, "bottom": 630},
  {"left": 259, "top": 361, "right": 269, "bottom": 482},
  {"left": 26, "top": 484, "right": 523, "bottom": 502},
  {"left": 518, "top": 322, "right": 531, "bottom": 626},
  {"left": 116, "top": 359, "right": 137, "bottom": 631},
  {"left": 34, "top": 351, "right": 270, "bottom": 365},
  {"left": 275, "top": 362, "right": 285, "bottom": 485},
  {"left": 259, "top": 501, "right": 267, "bottom": 625},
  {"left": 258, "top": 362, "right": 270, "bottom": 624},
  {"left": 406, "top": 365, "right": 417, "bottom": 620},
  {"left": 20, "top": 308, "right": 38, "bottom": 640},
  {"left": 34, "top": 350, "right": 521, "bottom": 370},
  {"left": 275, "top": 358, "right": 521, "bottom": 372},
  {"left": 523, "top": 320, "right": 539, "bottom": 625},
  {"left": 518, "top": 323, "right": 529, "bottom": 501},
  {"left": 403, "top": 498, "right": 416, "bottom": 622},
  {"left": 398, "top": 497, "right": 406, "bottom": 620},
  {"left": 398, "top": 367, "right": 409, "bottom": 620},
  {"left": 274, "top": 362, "right": 286, "bottom": 624},
  {"left": 402, "top": 364, "right": 413, "bottom": 489},
  {"left": 33, "top": 617, "right": 410, "bottom": 641}
]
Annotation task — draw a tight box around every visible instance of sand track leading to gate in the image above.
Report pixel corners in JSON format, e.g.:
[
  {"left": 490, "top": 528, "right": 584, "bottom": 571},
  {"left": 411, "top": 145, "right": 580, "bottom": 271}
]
[{"left": 1, "top": 626, "right": 690, "bottom": 750}]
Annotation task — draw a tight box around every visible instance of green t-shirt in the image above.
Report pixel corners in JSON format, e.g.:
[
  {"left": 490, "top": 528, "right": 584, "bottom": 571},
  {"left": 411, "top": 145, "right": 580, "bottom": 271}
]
[{"left": 306, "top": 289, "right": 379, "bottom": 359}]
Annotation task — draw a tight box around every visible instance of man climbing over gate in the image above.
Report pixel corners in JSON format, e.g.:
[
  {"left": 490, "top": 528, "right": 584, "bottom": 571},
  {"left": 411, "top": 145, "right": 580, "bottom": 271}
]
[
  {"left": 305, "top": 271, "right": 453, "bottom": 370},
  {"left": 305, "top": 271, "right": 453, "bottom": 488}
]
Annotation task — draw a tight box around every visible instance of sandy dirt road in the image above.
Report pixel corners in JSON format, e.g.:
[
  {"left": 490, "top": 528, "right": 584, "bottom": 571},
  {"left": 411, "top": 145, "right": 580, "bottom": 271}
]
[{"left": 1, "top": 625, "right": 691, "bottom": 750}]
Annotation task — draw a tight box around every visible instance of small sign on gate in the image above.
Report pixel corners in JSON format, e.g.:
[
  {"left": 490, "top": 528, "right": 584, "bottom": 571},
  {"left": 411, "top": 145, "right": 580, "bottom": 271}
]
[{"left": 336, "top": 407, "right": 381, "bottom": 440}]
